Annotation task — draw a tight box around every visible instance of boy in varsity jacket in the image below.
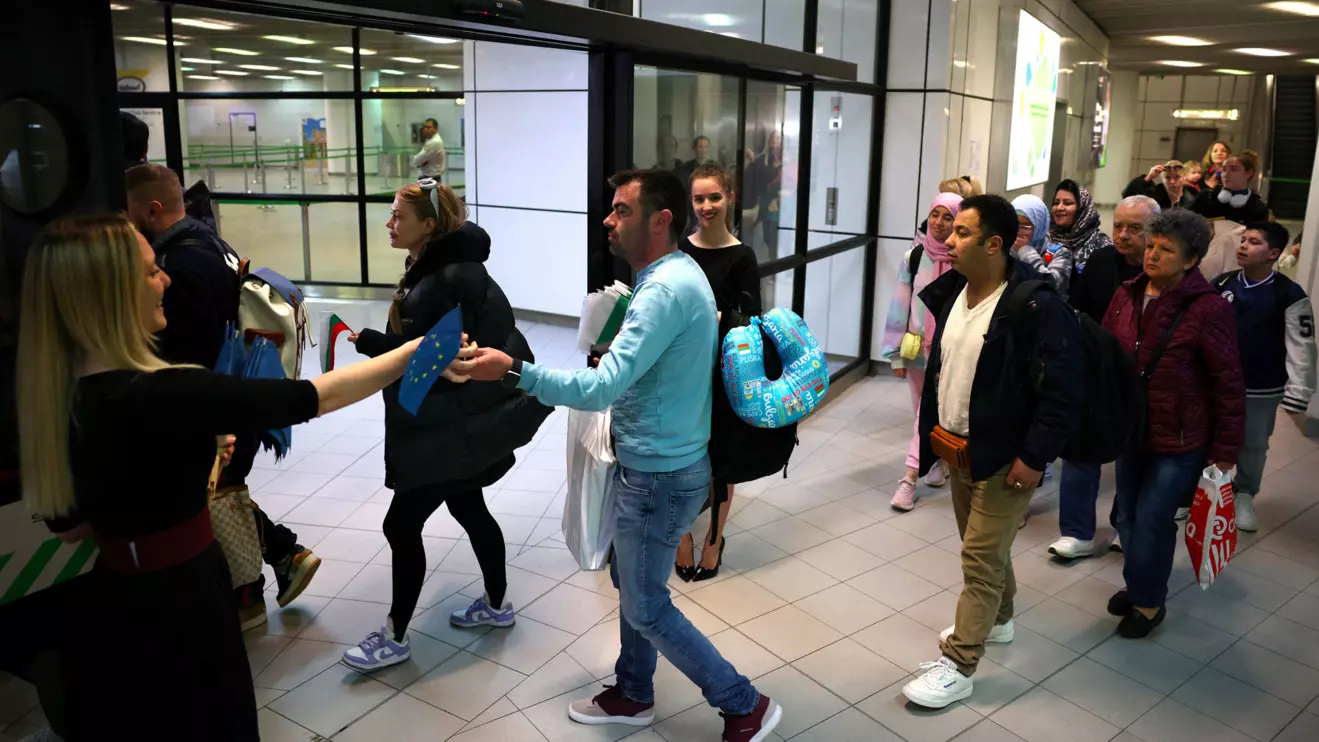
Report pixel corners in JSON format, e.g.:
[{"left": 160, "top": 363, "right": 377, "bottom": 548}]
[{"left": 1213, "top": 222, "right": 1317, "bottom": 531}]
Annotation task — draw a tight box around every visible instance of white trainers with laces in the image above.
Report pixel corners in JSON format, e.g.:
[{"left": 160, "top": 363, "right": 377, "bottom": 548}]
[
  {"left": 1048, "top": 536, "right": 1096, "bottom": 559},
  {"left": 890, "top": 476, "right": 919, "bottom": 512},
  {"left": 1235, "top": 493, "right": 1258, "bottom": 532},
  {"left": 902, "top": 656, "right": 973, "bottom": 708},
  {"left": 939, "top": 620, "right": 1014, "bottom": 644},
  {"left": 924, "top": 462, "right": 948, "bottom": 488}
]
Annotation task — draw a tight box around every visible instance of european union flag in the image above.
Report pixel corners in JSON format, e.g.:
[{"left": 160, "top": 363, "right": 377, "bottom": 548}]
[{"left": 398, "top": 306, "right": 464, "bottom": 415}]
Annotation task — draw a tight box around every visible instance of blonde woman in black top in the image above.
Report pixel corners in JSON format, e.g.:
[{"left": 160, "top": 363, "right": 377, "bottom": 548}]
[{"left": 674, "top": 163, "right": 762, "bottom": 581}]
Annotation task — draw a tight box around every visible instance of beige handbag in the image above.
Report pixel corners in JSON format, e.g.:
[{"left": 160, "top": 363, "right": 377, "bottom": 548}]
[{"left": 206, "top": 448, "right": 264, "bottom": 587}]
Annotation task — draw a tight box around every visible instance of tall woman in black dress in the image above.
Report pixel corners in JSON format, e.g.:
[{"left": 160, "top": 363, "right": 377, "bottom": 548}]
[
  {"left": 16, "top": 214, "right": 435, "bottom": 741},
  {"left": 674, "top": 163, "right": 762, "bottom": 581}
]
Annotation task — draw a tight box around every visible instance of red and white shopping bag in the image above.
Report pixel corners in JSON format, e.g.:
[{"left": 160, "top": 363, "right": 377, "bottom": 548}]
[{"left": 1184, "top": 465, "right": 1238, "bottom": 589}]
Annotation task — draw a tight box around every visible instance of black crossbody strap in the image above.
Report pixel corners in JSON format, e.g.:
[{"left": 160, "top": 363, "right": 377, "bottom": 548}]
[{"left": 1141, "top": 296, "right": 1201, "bottom": 380}]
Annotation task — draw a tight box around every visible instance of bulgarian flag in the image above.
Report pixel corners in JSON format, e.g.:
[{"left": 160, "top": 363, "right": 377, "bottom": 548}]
[{"left": 319, "top": 312, "right": 354, "bottom": 372}]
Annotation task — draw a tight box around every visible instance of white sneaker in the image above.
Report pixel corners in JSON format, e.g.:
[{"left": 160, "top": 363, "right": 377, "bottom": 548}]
[
  {"left": 902, "top": 656, "right": 973, "bottom": 708},
  {"left": 1110, "top": 534, "right": 1122, "bottom": 553},
  {"left": 1048, "top": 537, "right": 1096, "bottom": 560},
  {"left": 342, "top": 617, "right": 411, "bottom": 672},
  {"left": 924, "top": 462, "right": 948, "bottom": 488},
  {"left": 1235, "top": 493, "right": 1258, "bottom": 532},
  {"left": 1175, "top": 507, "right": 1190, "bottom": 521},
  {"left": 940, "top": 620, "right": 1014, "bottom": 644}
]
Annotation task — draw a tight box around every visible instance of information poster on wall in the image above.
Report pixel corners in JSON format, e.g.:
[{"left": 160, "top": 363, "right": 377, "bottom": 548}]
[{"left": 1006, "top": 11, "right": 1061, "bottom": 190}]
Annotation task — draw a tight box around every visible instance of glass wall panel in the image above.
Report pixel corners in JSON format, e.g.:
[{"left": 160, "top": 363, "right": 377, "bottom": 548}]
[
  {"left": 214, "top": 201, "right": 305, "bottom": 280},
  {"left": 743, "top": 84, "right": 799, "bottom": 264},
  {"left": 368, "top": 98, "right": 466, "bottom": 197},
  {"left": 366, "top": 201, "right": 405, "bottom": 285},
  {"left": 804, "top": 245, "right": 865, "bottom": 372},
  {"left": 305, "top": 202, "right": 364, "bottom": 283},
  {"left": 180, "top": 98, "right": 358, "bottom": 195},
  {"left": 111, "top": 1, "right": 169, "bottom": 93},
  {"left": 635, "top": 1, "right": 807, "bottom": 50},
  {"left": 808, "top": 90, "right": 872, "bottom": 237},
  {"left": 358, "top": 29, "right": 463, "bottom": 93},
  {"left": 169, "top": 8, "right": 353, "bottom": 93}
]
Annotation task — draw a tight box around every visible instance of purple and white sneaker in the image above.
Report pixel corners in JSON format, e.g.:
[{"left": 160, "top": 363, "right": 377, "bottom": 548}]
[
  {"left": 450, "top": 593, "right": 516, "bottom": 628},
  {"left": 342, "top": 618, "right": 410, "bottom": 671}
]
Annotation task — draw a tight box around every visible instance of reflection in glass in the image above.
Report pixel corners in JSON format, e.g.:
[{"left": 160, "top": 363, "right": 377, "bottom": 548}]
[
  {"left": 0, "top": 99, "right": 71, "bottom": 214},
  {"left": 370, "top": 99, "right": 466, "bottom": 197},
  {"left": 743, "top": 83, "right": 799, "bottom": 263},
  {"left": 358, "top": 29, "right": 463, "bottom": 94},
  {"left": 180, "top": 99, "right": 357, "bottom": 195},
  {"left": 166, "top": 8, "right": 353, "bottom": 93},
  {"left": 110, "top": 1, "right": 169, "bottom": 93}
]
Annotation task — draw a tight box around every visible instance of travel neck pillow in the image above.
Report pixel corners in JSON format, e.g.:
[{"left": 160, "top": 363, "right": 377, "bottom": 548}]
[{"left": 722, "top": 307, "right": 829, "bottom": 429}]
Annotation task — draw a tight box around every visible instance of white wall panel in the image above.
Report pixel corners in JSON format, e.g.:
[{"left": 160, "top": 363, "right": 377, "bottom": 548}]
[
  {"left": 888, "top": 0, "right": 932, "bottom": 89},
  {"left": 804, "top": 247, "right": 865, "bottom": 358},
  {"left": 471, "top": 91, "right": 588, "bottom": 212},
  {"left": 878, "top": 92, "right": 925, "bottom": 237},
  {"left": 764, "top": 0, "right": 807, "bottom": 49},
  {"left": 965, "top": 0, "right": 1002, "bottom": 100},
  {"left": 809, "top": 92, "right": 873, "bottom": 235},
  {"left": 919, "top": 93, "right": 950, "bottom": 212},
  {"left": 473, "top": 43, "right": 588, "bottom": 91},
  {"left": 478, "top": 206, "right": 588, "bottom": 317},
  {"left": 925, "top": 0, "right": 955, "bottom": 91}
]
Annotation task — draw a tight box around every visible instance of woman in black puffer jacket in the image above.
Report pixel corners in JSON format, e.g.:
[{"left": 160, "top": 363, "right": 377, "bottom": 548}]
[{"left": 344, "top": 181, "right": 550, "bottom": 672}]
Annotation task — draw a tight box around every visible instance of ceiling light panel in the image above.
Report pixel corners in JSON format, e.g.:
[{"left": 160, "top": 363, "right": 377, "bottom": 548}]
[
  {"left": 1264, "top": 2, "right": 1319, "bottom": 16},
  {"left": 1149, "top": 35, "right": 1211, "bottom": 46},
  {"left": 264, "top": 35, "right": 315, "bottom": 45},
  {"left": 173, "top": 18, "right": 235, "bottom": 30},
  {"left": 214, "top": 47, "right": 258, "bottom": 56},
  {"left": 1235, "top": 48, "right": 1290, "bottom": 57}
]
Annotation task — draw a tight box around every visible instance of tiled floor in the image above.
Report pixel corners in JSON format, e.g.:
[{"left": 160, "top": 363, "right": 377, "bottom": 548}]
[{"left": 5, "top": 310, "right": 1319, "bottom": 742}]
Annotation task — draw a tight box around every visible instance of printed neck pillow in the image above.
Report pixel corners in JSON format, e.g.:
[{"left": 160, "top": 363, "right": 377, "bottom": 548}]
[{"left": 722, "top": 308, "right": 829, "bottom": 428}]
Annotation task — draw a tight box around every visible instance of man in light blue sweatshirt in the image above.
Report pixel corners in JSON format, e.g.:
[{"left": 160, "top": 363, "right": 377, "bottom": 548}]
[{"left": 456, "top": 169, "right": 782, "bottom": 742}]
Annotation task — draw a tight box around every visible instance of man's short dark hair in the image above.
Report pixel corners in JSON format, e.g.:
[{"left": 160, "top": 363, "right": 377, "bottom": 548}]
[
  {"left": 960, "top": 194, "right": 1019, "bottom": 253},
  {"left": 1246, "top": 221, "right": 1290, "bottom": 257},
  {"left": 119, "top": 111, "right": 150, "bottom": 164},
  {"left": 424, "top": 118, "right": 439, "bottom": 129},
  {"left": 1146, "top": 210, "right": 1212, "bottom": 264},
  {"left": 693, "top": 135, "right": 711, "bottom": 146},
  {"left": 608, "top": 168, "right": 688, "bottom": 244}
]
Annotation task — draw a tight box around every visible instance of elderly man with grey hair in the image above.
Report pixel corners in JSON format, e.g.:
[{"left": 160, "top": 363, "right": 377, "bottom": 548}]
[{"left": 1048, "top": 194, "right": 1162, "bottom": 560}]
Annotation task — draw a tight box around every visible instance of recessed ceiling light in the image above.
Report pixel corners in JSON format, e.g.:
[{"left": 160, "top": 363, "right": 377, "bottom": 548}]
[
  {"left": 109, "top": 3, "right": 130, "bottom": 10},
  {"left": 263, "top": 35, "right": 315, "bottom": 45},
  {"left": 392, "top": 57, "right": 425, "bottom": 63},
  {"left": 334, "top": 46, "right": 375, "bottom": 55},
  {"left": 379, "top": 69, "right": 405, "bottom": 75},
  {"left": 264, "top": 75, "right": 294, "bottom": 80},
  {"left": 181, "top": 57, "right": 220, "bottom": 64},
  {"left": 173, "top": 18, "right": 234, "bottom": 30},
  {"left": 1149, "top": 35, "right": 1211, "bottom": 46},
  {"left": 1215, "top": 69, "right": 1254, "bottom": 75},
  {"left": 407, "top": 35, "right": 459, "bottom": 44},
  {"left": 238, "top": 64, "right": 279, "bottom": 71},
  {"left": 285, "top": 57, "right": 322, "bottom": 64},
  {"left": 214, "top": 70, "right": 249, "bottom": 76},
  {"left": 1264, "top": 1, "right": 1319, "bottom": 16},
  {"left": 1160, "top": 60, "right": 1205, "bottom": 68},
  {"left": 334, "top": 63, "right": 355, "bottom": 69},
  {"left": 291, "top": 69, "right": 322, "bottom": 75},
  {"left": 214, "top": 47, "right": 258, "bottom": 56},
  {"left": 188, "top": 75, "right": 219, "bottom": 80},
  {"left": 1236, "top": 48, "right": 1290, "bottom": 57},
  {"left": 418, "top": 74, "right": 436, "bottom": 79},
  {"left": 1306, "top": 58, "right": 1319, "bottom": 64},
  {"left": 432, "top": 63, "right": 459, "bottom": 70},
  {"left": 180, "top": 66, "right": 195, "bottom": 71},
  {"left": 122, "top": 36, "right": 168, "bottom": 45},
  {"left": 701, "top": 13, "right": 736, "bottom": 26}
]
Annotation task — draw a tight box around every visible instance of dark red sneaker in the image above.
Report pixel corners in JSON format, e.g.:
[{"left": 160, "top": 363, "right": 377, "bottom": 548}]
[
  {"left": 567, "top": 684, "right": 655, "bottom": 727},
  {"left": 721, "top": 694, "right": 783, "bottom": 742}
]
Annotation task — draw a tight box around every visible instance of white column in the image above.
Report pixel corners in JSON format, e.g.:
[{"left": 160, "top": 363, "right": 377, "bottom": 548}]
[{"left": 1295, "top": 137, "right": 1319, "bottom": 437}]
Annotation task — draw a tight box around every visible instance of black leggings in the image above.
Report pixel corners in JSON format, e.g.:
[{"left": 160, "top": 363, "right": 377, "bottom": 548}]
[{"left": 383, "top": 484, "right": 507, "bottom": 637}]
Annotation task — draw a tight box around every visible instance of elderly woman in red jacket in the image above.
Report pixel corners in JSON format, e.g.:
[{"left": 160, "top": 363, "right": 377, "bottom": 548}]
[{"left": 1102, "top": 209, "right": 1244, "bottom": 639}]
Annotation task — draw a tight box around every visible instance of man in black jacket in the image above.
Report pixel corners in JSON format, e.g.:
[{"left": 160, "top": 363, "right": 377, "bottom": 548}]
[
  {"left": 1049, "top": 195, "right": 1159, "bottom": 560},
  {"left": 903, "top": 194, "right": 1083, "bottom": 709},
  {"left": 126, "top": 164, "right": 320, "bottom": 629}
]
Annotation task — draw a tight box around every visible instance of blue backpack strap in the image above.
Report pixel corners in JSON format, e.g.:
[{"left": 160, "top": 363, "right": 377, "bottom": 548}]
[{"left": 251, "top": 267, "right": 304, "bottom": 306}]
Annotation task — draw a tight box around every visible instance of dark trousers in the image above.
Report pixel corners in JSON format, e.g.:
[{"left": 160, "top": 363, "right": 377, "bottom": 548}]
[
  {"left": 1112, "top": 448, "right": 1207, "bottom": 608},
  {"left": 1059, "top": 460, "right": 1102, "bottom": 540},
  {"left": 383, "top": 484, "right": 507, "bottom": 637}
]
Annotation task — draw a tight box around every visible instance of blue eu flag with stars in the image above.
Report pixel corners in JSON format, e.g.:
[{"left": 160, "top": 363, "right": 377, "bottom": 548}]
[{"left": 399, "top": 306, "right": 464, "bottom": 415}]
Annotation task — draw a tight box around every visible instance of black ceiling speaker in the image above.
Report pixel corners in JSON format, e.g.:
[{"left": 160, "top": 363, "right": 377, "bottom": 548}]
[{"left": 453, "top": 0, "right": 525, "bottom": 23}]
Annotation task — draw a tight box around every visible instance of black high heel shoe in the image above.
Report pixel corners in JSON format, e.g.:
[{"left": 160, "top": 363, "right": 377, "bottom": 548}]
[
  {"left": 675, "top": 537, "right": 697, "bottom": 582},
  {"left": 691, "top": 537, "right": 726, "bottom": 582}
]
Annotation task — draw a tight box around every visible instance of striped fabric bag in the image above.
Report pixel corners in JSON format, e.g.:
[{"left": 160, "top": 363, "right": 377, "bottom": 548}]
[{"left": 0, "top": 502, "right": 96, "bottom": 606}]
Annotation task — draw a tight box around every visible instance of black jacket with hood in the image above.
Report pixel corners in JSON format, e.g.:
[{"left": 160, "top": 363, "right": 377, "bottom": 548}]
[
  {"left": 917, "top": 258, "right": 1084, "bottom": 481},
  {"left": 356, "top": 222, "right": 550, "bottom": 492},
  {"left": 151, "top": 215, "right": 241, "bottom": 369}
]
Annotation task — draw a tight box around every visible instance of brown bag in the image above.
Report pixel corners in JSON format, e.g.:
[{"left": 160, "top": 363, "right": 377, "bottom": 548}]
[{"left": 930, "top": 425, "right": 971, "bottom": 471}]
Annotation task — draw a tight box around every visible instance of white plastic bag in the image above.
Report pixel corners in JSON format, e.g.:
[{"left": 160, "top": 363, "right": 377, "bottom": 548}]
[{"left": 563, "top": 408, "right": 617, "bottom": 570}]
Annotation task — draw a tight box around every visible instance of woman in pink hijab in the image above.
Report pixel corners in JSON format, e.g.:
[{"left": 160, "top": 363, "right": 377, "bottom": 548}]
[{"left": 880, "top": 192, "right": 962, "bottom": 512}]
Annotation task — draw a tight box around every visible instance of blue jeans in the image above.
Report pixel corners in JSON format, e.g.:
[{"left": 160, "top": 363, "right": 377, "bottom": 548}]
[
  {"left": 608, "top": 456, "right": 759, "bottom": 715},
  {"left": 1059, "top": 460, "right": 1102, "bottom": 540},
  {"left": 1111, "top": 448, "right": 1207, "bottom": 608}
]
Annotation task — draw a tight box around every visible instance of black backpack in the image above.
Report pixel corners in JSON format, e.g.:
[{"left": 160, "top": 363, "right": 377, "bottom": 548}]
[
  {"left": 708, "top": 305, "right": 798, "bottom": 485},
  {"left": 1007, "top": 279, "right": 1187, "bottom": 464}
]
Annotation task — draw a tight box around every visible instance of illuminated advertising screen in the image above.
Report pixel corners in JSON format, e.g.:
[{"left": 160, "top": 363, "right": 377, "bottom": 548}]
[
  {"left": 1092, "top": 68, "right": 1111, "bottom": 168},
  {"left": 1006, "top": 10, "right": 1061, "bottom": 190}
]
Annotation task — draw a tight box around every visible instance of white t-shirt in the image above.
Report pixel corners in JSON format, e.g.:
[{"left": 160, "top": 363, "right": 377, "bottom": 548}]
[
  {"left": 938, "top": 280, "right": 1009, "bottom": 436},
  {"left": 414, "top": 132, "right": 446, "bottom": 177}
]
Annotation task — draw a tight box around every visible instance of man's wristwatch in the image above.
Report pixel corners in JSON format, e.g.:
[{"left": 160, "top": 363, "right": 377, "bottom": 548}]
[{"left": 500, "top": 358, "right": 524, "bottom": 390}]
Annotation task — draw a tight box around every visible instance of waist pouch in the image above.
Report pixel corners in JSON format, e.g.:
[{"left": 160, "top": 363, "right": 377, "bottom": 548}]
[{"left": 930, "top": 425, "right": 970, "bottom": 471}]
